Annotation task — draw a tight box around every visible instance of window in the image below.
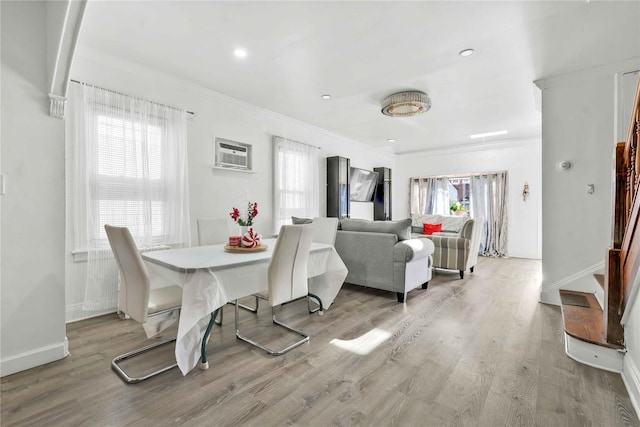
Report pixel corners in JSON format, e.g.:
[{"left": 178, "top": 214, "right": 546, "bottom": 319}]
[
  {"left": 93, "top": 114, "right": 166, "bottom": 246},
  {"left": 410, "top": 172, "right": 509, "bottom": 257},
  {"left": 67, "top": 84, "right": 191, "bottom": 252},
  {"left": 65, "top": 82, "right": 191, "bottom": 321},
  {"left": 276, "top": 149, "right": 307, "bottom": 218},
  {"left": 448, "top": 178, "right": 471, "bottom": 212},
  {"left": 272, "top": 136, "right": 319, "bottom": 231}
]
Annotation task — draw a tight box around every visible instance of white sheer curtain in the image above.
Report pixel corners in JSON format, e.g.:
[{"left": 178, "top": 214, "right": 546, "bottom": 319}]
[
  {"left": 470, "top": 175, "right": 490, "bottom": 254},
  {"left": 409, "top": 177, "right": 450, "bottom": 215},
  {"left": 470, "top": 172, "right": 508, "bottom": 257},
  {"left": 272, "top": 136, "right": 319, "bottom": 232},
  {"left": 410, "top": 171, "right": 508, "bottom": 257},
  {"left": 410, "top": 178, "right": 432, "bottom": 214},
  {"left": 66, "top": 82, "right": 190, "bottom": 321},
  {"left": 432, "top": 177, "right": 451, "bottom": 215}
]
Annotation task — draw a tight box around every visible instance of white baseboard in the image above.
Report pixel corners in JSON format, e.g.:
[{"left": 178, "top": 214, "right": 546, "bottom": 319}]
[
  {"left": 0, "top": 338, "right": 69, "bottom": 377},
  {"left": 623, "top": 355, "right": 640, "bottom": 421},
  {"left": 543, "top": 262, "right": 605, "bottom": 293},
  {"left": 540, "top": 262, "right": 605, "bottom": 306}
]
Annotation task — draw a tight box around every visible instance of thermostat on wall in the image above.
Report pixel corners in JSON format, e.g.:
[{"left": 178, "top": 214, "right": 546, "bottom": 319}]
[{"left": 557, "top": 160, "right": 572, "bottom": 171}]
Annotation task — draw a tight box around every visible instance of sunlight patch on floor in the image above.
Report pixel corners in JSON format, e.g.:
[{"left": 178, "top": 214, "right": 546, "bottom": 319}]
[{"left": 330, "top": 328, "right": 392, "bottom": 355}]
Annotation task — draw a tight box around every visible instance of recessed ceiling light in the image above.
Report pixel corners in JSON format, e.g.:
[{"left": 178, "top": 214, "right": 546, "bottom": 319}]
[
  {"left": 459, "top": 48, "right": 475, "bottom": 57},
  {"left": 386, "top": 139, "right": 396, "bottom": 143},
  {"left": 470, "top": 130, "right": 508, "bottom": 139},
  {"left": 233, "top": 48, "right": 247, "bottom": 58},
  {"left": 321, "top": 94, "right": 331, "bottom": 100}
]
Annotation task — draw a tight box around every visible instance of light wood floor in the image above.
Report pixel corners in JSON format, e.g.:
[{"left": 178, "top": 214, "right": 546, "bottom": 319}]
[{"left": 2, "top": 257, "right": 639, "bottom": 426}]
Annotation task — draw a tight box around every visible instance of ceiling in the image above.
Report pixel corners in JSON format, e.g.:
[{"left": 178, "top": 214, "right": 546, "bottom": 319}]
[{"left": 76, "top": 1, "right": 640, "bottom": 154}]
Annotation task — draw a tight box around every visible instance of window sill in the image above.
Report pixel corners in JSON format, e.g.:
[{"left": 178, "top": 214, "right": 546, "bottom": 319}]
[
  {"left": 71, "top": 244, "right": 171, "bottom": 263},
  {"left": 212, "top": 166, "right": 256, "bottom": 174}
]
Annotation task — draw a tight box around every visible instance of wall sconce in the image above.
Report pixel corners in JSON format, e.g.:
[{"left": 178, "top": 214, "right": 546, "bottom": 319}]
[{"left": 522, "top": 182, "right": 530, "bottom": 201}]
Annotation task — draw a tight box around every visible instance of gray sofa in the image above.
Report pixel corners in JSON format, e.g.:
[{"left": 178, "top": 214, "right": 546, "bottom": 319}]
[{"left": 334, "top": 218, "right": 434, "bottom": 303}]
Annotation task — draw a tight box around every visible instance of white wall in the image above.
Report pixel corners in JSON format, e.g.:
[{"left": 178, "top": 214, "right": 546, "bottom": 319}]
[
  {"left": 536, "top": 59, "right": 640, "bottom": 413},
  {"left": 1, "top": 1, "right": 68, "bottom": 376},
  {"left": 536, "top": 57, "right": 640, "bottom": 305},
  {"left": 64, "top": 50, "right": 393, "bottom": 322},
  {"left": 394, "top": 140, "right": 542, "bottom": 260},
  {"left": 71, "top": 51, "right": 394, "bottom": 236}
]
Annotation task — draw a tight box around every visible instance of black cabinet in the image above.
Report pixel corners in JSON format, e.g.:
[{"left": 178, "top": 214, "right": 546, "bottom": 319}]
[
  {"left": 327, "top": 156, "right": 350, "bottom": 218},
  {"left": 374, "top": 167, "right": 392, "bottom": 220}
]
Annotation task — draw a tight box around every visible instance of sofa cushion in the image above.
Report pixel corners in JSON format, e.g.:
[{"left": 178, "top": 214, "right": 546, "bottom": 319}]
[
  {"left": 440, "top": 215, "right": 470, "bottom": 233},
  {"left": 340, "top": 218, "right": 412, "bottom": 241},
  {"left": 411, "top": 214, "right": 470, "bottom": 234},
  {"left": 423, "top": 223, "right": 442, "bottom": 235},
  {"left": 412, "top": 214, "right": 441, "bottom": 227},
  {"left": 292, "top": 216, "right": 313, "bottom": 224}
]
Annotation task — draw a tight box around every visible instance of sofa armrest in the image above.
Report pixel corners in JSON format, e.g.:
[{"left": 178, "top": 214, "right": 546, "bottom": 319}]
[
  {"left": 335, "top": 230, "right": 398, "bottom": 291},
  {"left": 432, "top": 231, "right": 459, "bottom": 237},
  {"left": 427, "top": 235, "right": 469, "bottom": 250},
  {"left": 459, "top": 219, "right": 474, "bottom": 239},
  {"left": 394, "top": 238, "right": 435, "bottom": 263}
]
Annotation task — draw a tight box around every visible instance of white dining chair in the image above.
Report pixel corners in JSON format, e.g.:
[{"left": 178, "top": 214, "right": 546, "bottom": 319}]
[
  {"left": 105, "top": 224, "right": 184, "bottom": 384},
  {"left": 306, "top": 217, "right": 340, "bottom": 314},
  {"left": 311, "top": 217, "right": 339, "bottom": 246},
  {"left": 235, "top": 224, "right": 313, "bottom": 355},
  {"left": 197, "top": 218, "right": 229, "bottom": 246}
]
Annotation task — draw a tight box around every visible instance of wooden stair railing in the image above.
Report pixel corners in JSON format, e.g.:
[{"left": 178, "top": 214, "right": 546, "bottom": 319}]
[{"left": 605, "top": 76, "right": 640, "bottom": 346}]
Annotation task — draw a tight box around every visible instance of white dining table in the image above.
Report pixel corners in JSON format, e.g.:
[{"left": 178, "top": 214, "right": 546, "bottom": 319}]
[{"left": 141, "top": 238, "right": 348, "bottom": 375}]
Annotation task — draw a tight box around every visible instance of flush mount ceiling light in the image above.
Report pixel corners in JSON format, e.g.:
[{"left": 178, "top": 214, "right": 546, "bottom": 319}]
[
  {"left": 233, "top": 48, "right": 247, "bottom": 58},
  {"left": 459, "top": 48, "right": 475, "bottom": 57},
  {"left": 381, "top": 91, "right": 431, "bottom": 117},
  {"left": 321, "top": 94, "right": 331, "bottom": 100}
]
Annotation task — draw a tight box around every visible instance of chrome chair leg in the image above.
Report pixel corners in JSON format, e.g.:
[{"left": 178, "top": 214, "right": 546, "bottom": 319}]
[
  {"left": 218, "top": 294, "right": 265, "bottom": 325},
  {"left": 111, "top": 337, "right": 178, "bottom": 384},
  {"left": 227, "top": 294, "right": 265, "bottom": 313},
  {"left": 235, "top": 300, "right": 309, "bottom": 356}
]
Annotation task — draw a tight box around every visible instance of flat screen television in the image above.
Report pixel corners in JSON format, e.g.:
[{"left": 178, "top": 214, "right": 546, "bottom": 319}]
[{"left": 350, "top": 167, "right": 379, "bottom": 202}]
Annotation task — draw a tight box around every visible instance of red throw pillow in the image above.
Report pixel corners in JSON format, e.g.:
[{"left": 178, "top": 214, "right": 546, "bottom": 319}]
[{"left": 423, "top": 223, "right": 442, "bottom": 235}]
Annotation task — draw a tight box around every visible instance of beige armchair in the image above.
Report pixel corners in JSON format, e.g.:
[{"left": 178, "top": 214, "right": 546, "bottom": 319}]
[{"left": 427, "top": 218, "right": 483, "bottom": 279}]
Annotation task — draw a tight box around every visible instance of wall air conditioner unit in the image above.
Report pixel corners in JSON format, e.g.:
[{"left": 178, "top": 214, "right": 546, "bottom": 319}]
[{"left": 214, "top": 137, "right": 252, "bottom": 171}]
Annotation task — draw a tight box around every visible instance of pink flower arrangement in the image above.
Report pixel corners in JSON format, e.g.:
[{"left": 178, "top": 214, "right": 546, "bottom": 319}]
[{"left": 230, "top": 201, "right": 259, "bottom": 226}]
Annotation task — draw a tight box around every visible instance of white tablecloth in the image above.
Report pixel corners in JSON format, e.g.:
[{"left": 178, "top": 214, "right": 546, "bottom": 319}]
[{"left": 142, "top": 239, "right": 348, "bottom": 375}]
